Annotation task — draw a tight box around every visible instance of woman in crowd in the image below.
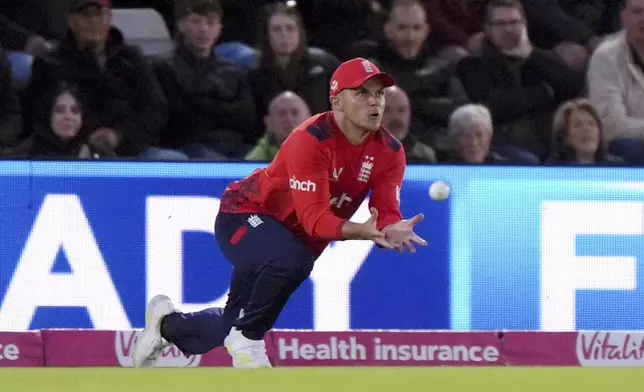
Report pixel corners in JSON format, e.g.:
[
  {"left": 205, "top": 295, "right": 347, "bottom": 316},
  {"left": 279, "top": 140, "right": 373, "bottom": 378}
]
[
  {"left": 548, "top": 98, "right": 625, "bottom": 166},
  {"left": 29, "top": 83, "right": 107, "bottom": 159},
  {"left": 249, "top": 2, "right": 339, "bottom": 122}
]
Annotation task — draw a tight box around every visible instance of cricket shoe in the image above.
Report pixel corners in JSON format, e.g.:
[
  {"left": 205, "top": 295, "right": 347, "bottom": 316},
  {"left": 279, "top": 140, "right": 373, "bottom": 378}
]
[
  {"left": 132, "top": 295, "right": 176, "bottom": 368},
  {"left": 224, "top": 327, "right": 272, "bottom": 369}
]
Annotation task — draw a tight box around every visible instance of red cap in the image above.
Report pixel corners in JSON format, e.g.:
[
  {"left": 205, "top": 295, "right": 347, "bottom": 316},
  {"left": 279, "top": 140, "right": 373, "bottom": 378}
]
[
  {"left": 329, "top": 58, "right": 395, "bottom": 97},
  {"left": 71, "top": 0, "right": 111, "bottom": 12}
]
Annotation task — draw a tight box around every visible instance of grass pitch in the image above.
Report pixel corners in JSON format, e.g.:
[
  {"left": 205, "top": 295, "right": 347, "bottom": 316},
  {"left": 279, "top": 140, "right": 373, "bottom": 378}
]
[{"left": 0, "top": 367, "right": 641, "bottom": 392}]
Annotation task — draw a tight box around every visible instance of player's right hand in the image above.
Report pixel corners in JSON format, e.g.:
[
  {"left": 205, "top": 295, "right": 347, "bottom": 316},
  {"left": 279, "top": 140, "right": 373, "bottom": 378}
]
[
  {"left": 363, "top": 208, "right": 395, "bottom": 249},
  {"left": 341, "top": 208, "right": 394, "bottom": 249}
]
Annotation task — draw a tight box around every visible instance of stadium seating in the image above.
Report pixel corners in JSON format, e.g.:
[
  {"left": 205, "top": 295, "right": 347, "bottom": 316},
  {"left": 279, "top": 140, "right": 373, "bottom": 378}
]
[
  {"left": 111, "top": 8, "right": 175, "bottom": 59},
  {"left": 608, "top": 138, "right": 644, "bottom": 165},
  {"left": 6, "top": 50, "right": 33, "bottom": 90},
  {"left": 214, "top": 41, "right": 258, "bottom": 67},
  {"left": 496, "top": 146, "right": 542, "bottom": 165}
]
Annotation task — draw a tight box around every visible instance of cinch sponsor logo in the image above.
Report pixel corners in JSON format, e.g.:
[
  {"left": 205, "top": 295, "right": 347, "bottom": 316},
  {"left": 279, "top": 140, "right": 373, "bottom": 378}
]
[
  {"left": 0, "top": 344, "right": 19, "bottom": 361},
  {"left": 289, "top": 177, "right": 317, "bottom": 192}
]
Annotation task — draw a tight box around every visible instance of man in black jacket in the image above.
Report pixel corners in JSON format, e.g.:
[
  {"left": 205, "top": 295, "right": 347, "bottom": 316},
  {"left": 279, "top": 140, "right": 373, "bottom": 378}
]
[
  {"left": 519, "top": 0, "right": 620, "bottom": 70},
  {"left": 25, "top": 0, "right": 174, "bottom": 159},
  {"left": 153, "top": 0, "right": 256, "bottom": 159},
  {"left": 456, "top": 0, "right": 584, "bottom": 159},
  {"left": 350, "top": 0, "right": 468, "bottom": 146}
]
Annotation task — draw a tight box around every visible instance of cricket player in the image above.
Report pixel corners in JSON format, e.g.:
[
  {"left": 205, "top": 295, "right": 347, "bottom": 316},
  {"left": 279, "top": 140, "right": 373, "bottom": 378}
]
[{"left": 132, "top": 57, "right": 427, "bottom": 369}]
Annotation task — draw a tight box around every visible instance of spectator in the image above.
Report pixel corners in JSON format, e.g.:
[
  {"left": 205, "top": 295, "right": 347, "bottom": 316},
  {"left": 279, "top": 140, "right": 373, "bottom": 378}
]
[
  {"left": 245, "top": 90, "right": 310, "bottom": 161},
  {"left": 457, "top": 0, "right": 584, "bottom": 159},
  {"left": 547, "top": 98, "right": 625, "bottom": 165},
  {"left": 382, "top": 85, "right": 436, "bottom": 163},
  {"left": 154, "top": 0, "right": 255, "bottom": 159},
  {"left": 420, "top": 0, "right": 488, "bottom": 60},
  {"left": 28, "top": 83, "right": 107, "bottom": 158},
  {"left": 217, "top": 0, "right": 384, "bottom": 60},
  {"left": 379, "top": 0, "right": 431, "bottom": 61},
  {"left": 351, "top": 0, "right": 468, "bottom": 145},
  {"left": 24, "top": 0, "right": 176, "bottom": 160},
  {"left": 0, "top": 44, "right": 23, "bottom": 155},
  {"left": 588, "top": 0, "right": 644, "bottom": 142},
  {"left": 520, "top": 0, "right": 611, "bottom": 70},
  {"left": 249, "top": 2, "right": 340, "bottom": 122},
  {"left": 445, "top": 104, "right": 508, "bottom": 164}
]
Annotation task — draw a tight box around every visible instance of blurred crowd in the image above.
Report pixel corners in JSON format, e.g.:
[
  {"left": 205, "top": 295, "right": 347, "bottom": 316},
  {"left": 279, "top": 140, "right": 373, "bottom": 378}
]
[{"left": 0, "top": 0, "right": 642, "bottom": 166}]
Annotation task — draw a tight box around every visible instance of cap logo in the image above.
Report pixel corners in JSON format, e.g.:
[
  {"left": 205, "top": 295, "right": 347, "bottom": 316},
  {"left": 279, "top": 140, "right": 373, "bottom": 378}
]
[
  {"left": 361, "top": 60, "right": 374, "bottom": 73},
  {"left": 330, "top": 80, "right": 338, "bottom": 91}
]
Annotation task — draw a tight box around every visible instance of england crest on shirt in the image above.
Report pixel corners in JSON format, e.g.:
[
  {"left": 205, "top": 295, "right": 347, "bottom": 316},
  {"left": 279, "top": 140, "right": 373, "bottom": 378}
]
[{"left": 358, "top": 156, "right": 374, "bottom": 183}]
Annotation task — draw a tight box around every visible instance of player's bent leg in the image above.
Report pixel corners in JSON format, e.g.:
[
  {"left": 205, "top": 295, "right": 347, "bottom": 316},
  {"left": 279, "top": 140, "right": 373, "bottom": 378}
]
[
  {"left": 159, "top": 307, "right": 238, "bottom": 355},
  {"left": 222, "top": 269, "right": 274, "bottom": 369},
  {"left": 214, "top": 212, "right": 314, "bottom": 369},
  {"left": 132, "top": 295, "right": 176, "bottom": 368},
  {"left": 149, "top": 214, "right": 261, "bottom": 360},
  {"left": 222, "top": 265, "right": 311, "bottom": 369},
  {"left": 257, "top": 266, "right": 314, "bottom": 332},
  {"left": 224, "top": 244, "right": 315, "bottom": 369},
  {"left": 234, "top": 253, "right": 314, "bottom": 340},
  {"left": 221, "top": 266, "right": 256, "bottom": 326},
  {"left": 138, "top": 267, "right": 253, "bottom": 360}
]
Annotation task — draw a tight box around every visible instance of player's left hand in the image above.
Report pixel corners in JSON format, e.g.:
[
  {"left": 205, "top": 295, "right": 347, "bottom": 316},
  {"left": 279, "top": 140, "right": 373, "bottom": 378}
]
[{"left": 382, "top": 214, "right": 427, "bottom": 253}]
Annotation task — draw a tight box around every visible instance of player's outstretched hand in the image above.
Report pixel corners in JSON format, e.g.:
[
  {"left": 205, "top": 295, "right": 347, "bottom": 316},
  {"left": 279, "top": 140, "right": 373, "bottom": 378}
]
[
  {"left": 364, "top": 208, "right": 396, "bottom": 250},
  {"left": 382, "top": 214, "right": 428, "bottom": 253},
  {"left": 341, "top": 208, "right": 395, "bottom": 249}
]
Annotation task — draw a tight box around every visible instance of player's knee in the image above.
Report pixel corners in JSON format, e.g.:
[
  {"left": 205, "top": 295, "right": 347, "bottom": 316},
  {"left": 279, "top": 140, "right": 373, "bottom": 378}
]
[{"left": 281, "top": 249, "right": 315, "bottom": 280}]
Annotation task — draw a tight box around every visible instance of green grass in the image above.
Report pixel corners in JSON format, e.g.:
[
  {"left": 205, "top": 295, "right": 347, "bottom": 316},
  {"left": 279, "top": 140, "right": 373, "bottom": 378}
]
[{"left": 0, "top": 367, "right": 642, "bottom": 392}]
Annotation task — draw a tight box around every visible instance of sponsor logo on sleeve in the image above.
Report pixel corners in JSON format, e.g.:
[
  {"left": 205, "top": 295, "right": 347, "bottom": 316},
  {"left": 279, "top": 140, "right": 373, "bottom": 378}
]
[{"left": 290, "top": 176, "right": 317, "bottom": 192}]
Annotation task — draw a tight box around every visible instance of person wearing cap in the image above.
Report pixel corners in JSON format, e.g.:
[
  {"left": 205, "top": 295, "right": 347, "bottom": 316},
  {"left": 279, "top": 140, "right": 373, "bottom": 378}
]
[
  {"left": 23, "top": 0, "right": 177, "bottom": 159},
  {"left": 153, "top": 0, "right": 256, "bottom": 159},
  {"left": 132, "top": 57, "right": 427, "bottom": 370}
]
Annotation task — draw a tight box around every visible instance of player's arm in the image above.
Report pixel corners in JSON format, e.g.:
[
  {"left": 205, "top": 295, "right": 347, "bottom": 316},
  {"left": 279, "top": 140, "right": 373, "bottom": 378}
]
[
  {"left": 369, "top": 148, "right": 427, "bottom": 252},
  {"left": 369, "top": 148, "right": 406, "bottom": 230},
  {"left": 282, "top": 130, "right": 346, "bottom": 240},
  {"left": 283, "top": 130, "right": 390, "bottom": 244}
]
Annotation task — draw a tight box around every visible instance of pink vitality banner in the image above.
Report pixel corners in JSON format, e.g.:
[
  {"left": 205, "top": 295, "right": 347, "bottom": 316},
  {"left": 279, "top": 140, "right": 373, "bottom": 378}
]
[{"left": 2, "top": 330, "right": 644, "bottom": 367}]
